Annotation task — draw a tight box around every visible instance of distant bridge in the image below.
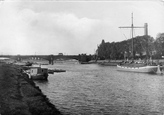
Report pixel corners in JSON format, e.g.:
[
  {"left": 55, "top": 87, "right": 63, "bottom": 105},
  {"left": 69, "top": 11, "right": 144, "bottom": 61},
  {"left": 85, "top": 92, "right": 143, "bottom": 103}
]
[{"left": 0, "top": 54, "right": 93, "bottom": 64}]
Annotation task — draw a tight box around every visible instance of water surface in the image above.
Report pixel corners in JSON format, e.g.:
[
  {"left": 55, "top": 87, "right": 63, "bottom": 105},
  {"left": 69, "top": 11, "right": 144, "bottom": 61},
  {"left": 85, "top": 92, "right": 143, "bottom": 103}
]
[{"left": 35, "top": 63, "right": 164, "bottom": 115}]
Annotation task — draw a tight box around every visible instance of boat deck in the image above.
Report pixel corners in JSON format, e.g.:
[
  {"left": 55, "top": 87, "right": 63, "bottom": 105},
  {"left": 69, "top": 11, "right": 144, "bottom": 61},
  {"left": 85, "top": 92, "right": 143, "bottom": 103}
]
[{"left": 120, "top": 63, "right": 147, "bottom": 67}]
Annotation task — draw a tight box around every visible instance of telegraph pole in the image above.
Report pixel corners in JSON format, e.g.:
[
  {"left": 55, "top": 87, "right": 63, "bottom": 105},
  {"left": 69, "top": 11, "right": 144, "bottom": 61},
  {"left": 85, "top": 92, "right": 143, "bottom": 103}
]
[{"left": 119, "top": 13, "right": 148, "bottom": 60}]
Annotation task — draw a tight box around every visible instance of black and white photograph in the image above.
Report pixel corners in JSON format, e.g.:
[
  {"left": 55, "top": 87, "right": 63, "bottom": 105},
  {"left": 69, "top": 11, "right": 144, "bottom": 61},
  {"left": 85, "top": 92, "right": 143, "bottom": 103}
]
[{"left": 0, "top": 0, "right": 164, "bottom": 115}]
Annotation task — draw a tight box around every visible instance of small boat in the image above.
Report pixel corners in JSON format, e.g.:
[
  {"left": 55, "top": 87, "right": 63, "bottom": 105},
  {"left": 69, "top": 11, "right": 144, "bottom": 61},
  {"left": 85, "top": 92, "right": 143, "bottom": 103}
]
[
  {"left": 53, "top": 69, "right": 66, "bottom": 73},
  {"left": 48, "top": 68, "right": 66, "bottom": 74},
  {"left": 27, "top": 67, "right": 48, "bottom": 80}
]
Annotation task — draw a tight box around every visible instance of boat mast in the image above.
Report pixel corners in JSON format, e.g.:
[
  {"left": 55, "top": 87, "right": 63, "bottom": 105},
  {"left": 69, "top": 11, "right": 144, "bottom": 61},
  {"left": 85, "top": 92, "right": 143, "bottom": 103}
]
[
  {"left": 119, "top": 13, "right": 147, "bottom": 60},
  {"left": 131, "top": 13, "right": 134, "bottom": 60}
]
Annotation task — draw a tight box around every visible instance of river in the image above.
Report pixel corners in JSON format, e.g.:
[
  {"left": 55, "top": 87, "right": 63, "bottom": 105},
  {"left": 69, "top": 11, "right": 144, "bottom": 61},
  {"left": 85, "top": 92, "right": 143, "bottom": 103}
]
[{"left": 34, "top": 63, "right": 164, "bottom": 115}]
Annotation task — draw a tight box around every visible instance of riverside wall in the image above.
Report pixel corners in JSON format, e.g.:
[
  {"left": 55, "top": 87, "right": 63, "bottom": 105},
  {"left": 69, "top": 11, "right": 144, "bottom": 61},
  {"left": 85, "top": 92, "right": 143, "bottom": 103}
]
[{"left": 0, "top": 63, "right": 62, "bottom": 115}]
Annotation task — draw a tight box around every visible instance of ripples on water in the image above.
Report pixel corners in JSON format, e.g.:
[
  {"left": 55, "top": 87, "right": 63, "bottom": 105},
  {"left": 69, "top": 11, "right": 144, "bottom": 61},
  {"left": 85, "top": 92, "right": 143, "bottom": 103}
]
[{"left": 35, "top": 63, "right": 164, "bottom": 115}]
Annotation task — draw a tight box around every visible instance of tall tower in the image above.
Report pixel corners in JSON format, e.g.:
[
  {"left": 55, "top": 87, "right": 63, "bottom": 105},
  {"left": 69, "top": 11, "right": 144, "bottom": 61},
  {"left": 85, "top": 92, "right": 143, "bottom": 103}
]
[{"left": 144, "top": 23, "right": 148, "bottom": 36}]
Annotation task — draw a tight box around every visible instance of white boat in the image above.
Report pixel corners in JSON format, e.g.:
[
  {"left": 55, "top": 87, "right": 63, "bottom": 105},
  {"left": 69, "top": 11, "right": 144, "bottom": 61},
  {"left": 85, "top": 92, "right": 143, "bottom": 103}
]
[
  {"left": 117, "top": 65, "right": 158, "bottom": 73},
  {"left": 117, "top": 13, "right": 158, "bottom": 73}
]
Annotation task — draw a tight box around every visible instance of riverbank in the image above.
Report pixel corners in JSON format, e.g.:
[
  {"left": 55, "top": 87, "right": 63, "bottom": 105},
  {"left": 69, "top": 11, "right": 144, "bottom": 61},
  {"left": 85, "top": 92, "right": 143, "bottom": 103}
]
[{"left": 0, "top": 63, "right": 62, "bottom": 115}]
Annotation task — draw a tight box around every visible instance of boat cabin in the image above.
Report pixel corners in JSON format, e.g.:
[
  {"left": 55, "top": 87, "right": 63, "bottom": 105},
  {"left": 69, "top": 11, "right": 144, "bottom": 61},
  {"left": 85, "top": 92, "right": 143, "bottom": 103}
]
[{"left": 30, "top": 67, "right": 48, "bottom": 76}]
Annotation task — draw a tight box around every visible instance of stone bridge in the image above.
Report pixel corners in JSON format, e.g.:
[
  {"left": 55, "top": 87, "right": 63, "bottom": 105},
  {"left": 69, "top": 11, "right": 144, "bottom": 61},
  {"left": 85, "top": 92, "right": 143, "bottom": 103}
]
[{"left": 0, "top": 54, "right": 92, "bottom": 64}]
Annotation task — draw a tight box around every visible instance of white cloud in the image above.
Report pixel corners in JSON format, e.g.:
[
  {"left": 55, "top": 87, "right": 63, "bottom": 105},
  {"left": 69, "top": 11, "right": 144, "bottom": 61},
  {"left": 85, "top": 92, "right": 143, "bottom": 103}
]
[
  {"left": 19, "top": 9, "right": 103, "bottom": 54},
  {"left": 0, "top": 2, "right": 34, "bottom": 54},
  {"left": 0, "top": 2, "right": 102, "bottom": 55}
]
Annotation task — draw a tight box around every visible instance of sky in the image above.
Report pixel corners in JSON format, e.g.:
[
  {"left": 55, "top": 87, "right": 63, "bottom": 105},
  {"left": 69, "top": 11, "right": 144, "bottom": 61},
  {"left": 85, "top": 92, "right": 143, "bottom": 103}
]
[{"left": 0, "top": 0, "right": 164, "bottom": 55}]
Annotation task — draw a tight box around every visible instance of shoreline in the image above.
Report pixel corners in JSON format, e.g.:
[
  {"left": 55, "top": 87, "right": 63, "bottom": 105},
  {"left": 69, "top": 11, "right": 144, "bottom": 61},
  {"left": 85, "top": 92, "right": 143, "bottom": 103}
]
[{"left": 0, "top": 63, "right": 62, "bottom": 115}]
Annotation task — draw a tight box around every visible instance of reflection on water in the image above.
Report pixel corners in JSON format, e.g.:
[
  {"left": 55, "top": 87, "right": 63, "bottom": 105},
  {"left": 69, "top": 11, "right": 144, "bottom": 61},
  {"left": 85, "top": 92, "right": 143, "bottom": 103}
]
[{"left": 35, "top": 63, "right": 164, "bottom": 115}]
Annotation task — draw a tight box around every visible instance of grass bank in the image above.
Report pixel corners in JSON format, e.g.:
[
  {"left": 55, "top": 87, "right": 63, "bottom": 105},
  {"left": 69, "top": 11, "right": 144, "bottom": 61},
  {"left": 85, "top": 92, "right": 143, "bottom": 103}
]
[{"left": 0, "top": 63, "right": 62, "bottom": 115}]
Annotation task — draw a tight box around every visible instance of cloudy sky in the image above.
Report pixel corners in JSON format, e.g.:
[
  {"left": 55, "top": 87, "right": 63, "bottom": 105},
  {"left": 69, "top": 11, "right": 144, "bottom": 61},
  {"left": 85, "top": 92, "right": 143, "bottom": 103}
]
[{"left": 0, "top": 0, "right": 164, "bottom": 55}]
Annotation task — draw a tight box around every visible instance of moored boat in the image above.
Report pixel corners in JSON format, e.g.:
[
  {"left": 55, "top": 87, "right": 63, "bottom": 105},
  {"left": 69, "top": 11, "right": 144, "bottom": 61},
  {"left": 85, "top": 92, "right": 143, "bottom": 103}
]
[
  {"left": 53, "top": 69, "right": 66, "bottom": 72},
  {"left": 117, "top": 13, "right": 159, "bottom": 73},
  {"left": 48, "top": 68, "right": 66, "bottom": 73},
  {"left": 117, "top": 64, "right": 158, "bottom": 73},
  {"left": 27, "top": 67, "right": 48, "bottom": 80}
]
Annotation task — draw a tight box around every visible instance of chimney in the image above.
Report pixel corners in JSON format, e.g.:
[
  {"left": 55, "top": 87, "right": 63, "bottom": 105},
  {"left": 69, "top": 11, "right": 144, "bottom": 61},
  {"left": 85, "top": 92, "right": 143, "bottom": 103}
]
[{"left": 144, "top": 23, "right": 148, "bottom": 36}]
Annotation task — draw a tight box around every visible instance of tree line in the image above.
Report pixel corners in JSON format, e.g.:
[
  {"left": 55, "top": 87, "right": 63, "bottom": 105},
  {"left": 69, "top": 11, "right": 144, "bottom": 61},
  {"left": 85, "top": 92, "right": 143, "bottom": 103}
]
[{"left": 96, "top": 33, "right": 164, "bottom": 60}]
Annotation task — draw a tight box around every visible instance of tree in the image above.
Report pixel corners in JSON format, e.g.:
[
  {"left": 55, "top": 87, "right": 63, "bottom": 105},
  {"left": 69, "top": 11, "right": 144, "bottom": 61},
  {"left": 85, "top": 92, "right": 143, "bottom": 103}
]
[
  {"left": 96, "top": 35, "right": 155, "bottom": 60},
  {"left": 97, "top": 39, "right": 106, "bottom": 60},
  {"left": 154, "top": 33, "right": 164, "bottom": 57}
]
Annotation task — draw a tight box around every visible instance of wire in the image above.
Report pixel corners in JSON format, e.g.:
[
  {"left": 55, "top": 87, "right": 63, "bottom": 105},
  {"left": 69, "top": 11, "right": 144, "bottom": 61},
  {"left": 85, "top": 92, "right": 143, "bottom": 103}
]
[{"left": 120, "top": 28, "right": 129, "bottom": 40}]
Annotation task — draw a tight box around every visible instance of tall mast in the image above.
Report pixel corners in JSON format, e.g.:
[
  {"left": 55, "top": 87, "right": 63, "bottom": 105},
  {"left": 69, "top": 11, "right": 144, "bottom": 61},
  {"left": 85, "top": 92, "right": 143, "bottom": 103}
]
[
  {"left": 131, "top": 13, "right": 134, "bottom": 60},
  {"left": 119, "top": 13, "right": 147, "bottom": 60}
]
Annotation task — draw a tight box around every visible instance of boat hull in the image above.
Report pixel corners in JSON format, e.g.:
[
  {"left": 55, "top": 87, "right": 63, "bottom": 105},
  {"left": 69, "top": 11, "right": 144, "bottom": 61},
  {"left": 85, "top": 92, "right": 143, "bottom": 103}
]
[
  {"left": 117, "top": 65, "right": 158, "bottom": 73},
  {"left": 31, "top": 73, "right": 48, "bottom": 80}
]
